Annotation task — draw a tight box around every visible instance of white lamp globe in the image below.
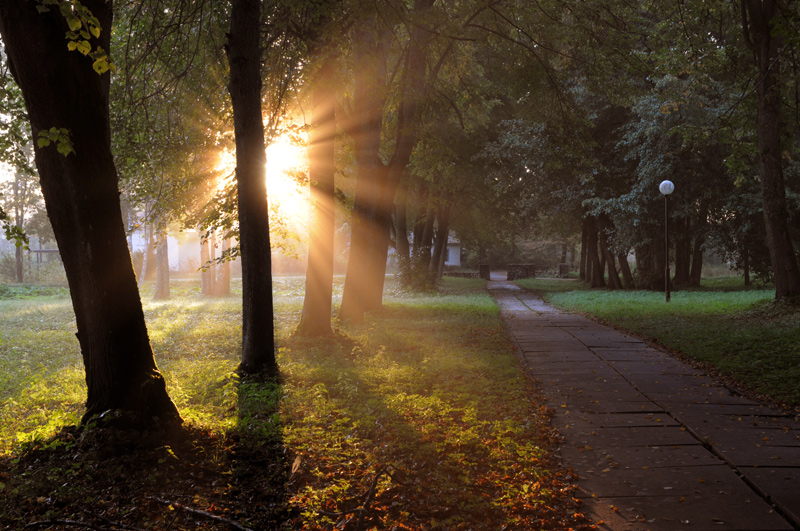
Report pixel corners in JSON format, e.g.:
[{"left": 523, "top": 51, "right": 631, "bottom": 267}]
[{"left": 659, "top": 180, "right": 675, "bottom": 195}]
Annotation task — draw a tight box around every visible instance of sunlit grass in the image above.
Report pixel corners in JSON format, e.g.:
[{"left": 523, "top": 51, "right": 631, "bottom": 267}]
[{"left": 0, "top": 277, "right": 583, "bottom": 529}]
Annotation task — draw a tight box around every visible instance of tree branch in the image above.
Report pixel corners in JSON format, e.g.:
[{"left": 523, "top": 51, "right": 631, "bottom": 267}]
[{"left": 146, "top": 497, "right": 255, "bottom": 531}]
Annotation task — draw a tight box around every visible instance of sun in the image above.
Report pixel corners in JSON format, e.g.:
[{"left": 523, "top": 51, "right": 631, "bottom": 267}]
[
  {"left": 266, "top": 136, "right": 308, "bottom": 228},
  {"left": 213, "top": 136, "right": 309, "bottom": 231}
]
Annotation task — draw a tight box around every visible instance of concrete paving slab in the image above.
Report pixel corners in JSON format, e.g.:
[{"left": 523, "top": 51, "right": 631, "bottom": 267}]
[
  {"left": 526, "top": 361, "right": 620, "bottom": 376},
  {"left": 592, "top": 349, "right": 673, "bottom": 362},
  {"left": 516, "top": 340, "right": 590, "bottom": 352},
  {"left": 559, "top": 442, "right": 719, "bottom": 470},
  {"left": 522, "top": 351, "right": 599, "bottom": 362},
  {"left": 581, "top": 493, "right": 794, "bottom": 531},
  {"left": 562, "top": 426, "right": 700, "bottom": 447},
  {"left": 491, "top": 287, "right": 799, "bottom": 531},
  {"left": 668, "top": 403, "right": 796, "bottom": 419},
  {"left": 552, "top": 412, "right": 681, "bottom": 430},
  {"left": 741, "top": 467, "right": 800, "bottom": 525},
  {"left": 608, "top": 359, "right": 700, "bottom": 376},
  {"left": 573, "top": 463, "right": 752, "bottom": 498}
]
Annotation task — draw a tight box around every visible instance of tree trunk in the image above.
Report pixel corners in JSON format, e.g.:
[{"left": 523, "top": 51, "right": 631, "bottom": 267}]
[
  {"left": 340, "top": 0, "right": 433, "bottom": 319},
  {"left": 586, "top": 218, "right": 605, "bottom": 288},
  {"left": 227, "top": 0, "right": 277, "bottom": 375},
  {"left": 579, "top": 219, "right": 588, "bottom": 281},
  {"left": 215, "top": 238, "right": 231, "bottom": 297},
  {"left": 743, "top": 249, "right": 751, "bottom": 286},
  {"left": 394, "top": 181, "right": 412, "bottom": 287},
  {"left": 0, "top": 0, "right": 180, "bottom": 424},
  {"left": 743, "top": 0, "right": 800, "bottom": 299},
  {"left": 138, "top": 222, "right": 152, "bottom": 286},
  {"left": 297, "top": 55, "right": 336, "bottom": 336},
  {"left": 430, "top": 204, "right": 451, "bottom": 281},
  {"left": 338, "top": 20, "right": 387, "bottom": 323},
  {"left": 599, "top": 217, "right": 621, "bottom": 290},
  {"left": 153, "top": 229, "right": 170, "bottom": 300},
  {"left": 15, "top": 245, "right": 23, "bottom": 283},
  {"left": 200, "top": 230, "right": 213, "bottom": 296},
  {"left": 618, "top": 252, "right": 635, "bottom": 289}
]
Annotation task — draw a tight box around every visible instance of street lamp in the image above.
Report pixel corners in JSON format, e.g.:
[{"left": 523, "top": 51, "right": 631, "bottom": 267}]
[{"left": 659, "top": 180, "right": 675, "bottom": 302}]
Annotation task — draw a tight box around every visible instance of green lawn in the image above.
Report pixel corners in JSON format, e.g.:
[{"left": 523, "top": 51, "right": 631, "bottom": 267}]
[
  {"left": 0, "top": 277, "right": 589, "bottom": 530},
  {"left": 516, "top": 277, "right": 800, "bottom": 409}
]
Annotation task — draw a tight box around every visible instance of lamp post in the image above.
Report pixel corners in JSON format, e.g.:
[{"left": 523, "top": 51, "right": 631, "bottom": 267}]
[{"left": 659, "top": 180, "right": 675, "bottom": 302}]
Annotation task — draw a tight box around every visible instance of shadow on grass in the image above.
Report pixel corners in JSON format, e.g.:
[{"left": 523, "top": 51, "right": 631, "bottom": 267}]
[{"left": 281, "top": 301, "right": 582, "bottom": 530}]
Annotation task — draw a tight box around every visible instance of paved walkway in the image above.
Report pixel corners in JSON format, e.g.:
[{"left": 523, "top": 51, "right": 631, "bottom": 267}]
[{"left": 488, "top": 279, "right": 800, "bottom": 531}]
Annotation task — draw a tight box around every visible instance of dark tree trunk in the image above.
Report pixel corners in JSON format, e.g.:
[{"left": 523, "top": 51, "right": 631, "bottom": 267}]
[
  {"left": 618, "top": 252, "right": 635, "bottom": 289},
  {"left": 153, "top": 229, "right": 170, "bottom": 300},
  {"left": 559, "top": 243, "right": 568, "bottom": 264},
  {"left": 579, "top": 219, "right": 588, "bottom": 281},
  {"left": 599, "top": 217, "right": 621, "bottom": 290},
  {"left": 586, "top": 218, "right": 605, "bottom": 288},
  {"left": 742, "top": 0, "right": 800, "bottom": 299},
  {"left": 0, "top": 0, "right": 180, "bottom": 424},
  {"left": 297, "top": 56, "right": 336, "bottom": 336},
  {"left": 689, "top": 238, "right": 704, "bottom": 287},
  {"left": 689, "top": 201, "right": 707, "bottom": 287},
  {"left": 743, "top": 250, "right": 751, "bottom": 286},
  {"left": 416, "top": 207, "right": 436, "bottom": 274},
  {"left": 394, "top": 181, "right": 412, "bottom": 287},
  {"left": 673, "top": 219, "right": 690, "bottom": 287},
  {"left": 430, "top": 204, "right": 451, "bottom": 281},
  {"left": 227, "top": 0, "right": 277, "bottom": 375}
]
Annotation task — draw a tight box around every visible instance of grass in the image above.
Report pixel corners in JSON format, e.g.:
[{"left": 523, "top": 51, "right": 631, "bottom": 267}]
[
  {"left": 516, "top": 276, "right": 800, "bottom": 409},
  {"left": 0, "top": 277, "right": 589, "bottom": 530}
]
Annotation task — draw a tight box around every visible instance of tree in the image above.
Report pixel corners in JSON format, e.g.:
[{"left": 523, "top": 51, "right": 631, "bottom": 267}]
[
  {"left": 297, "top": 55, "right": 337, "bottom": 336},
  {"left": 226, "top": 0, "right": 277, "bottom": 375},
  {"left": 0, "top": 0, "right": 180, "bottom": 424},
  {"left": 741, "top": 0, "right": 800, "bottom": 299}
]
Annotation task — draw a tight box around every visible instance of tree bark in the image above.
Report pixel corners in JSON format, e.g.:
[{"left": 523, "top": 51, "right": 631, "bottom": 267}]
[
  {"left": 227, "top": 0, "right": 277, "bottom": 374},
  {"left": 742, "top": 0, "right": 800, "bottom": 299},
  {"left": 338, "top": 20, "right": 387, "bottom": 322},
  {"left": 215, "top": 238, "right": 231, "bottom": 297},
  {"left": 0, "top": 0, "right": 180, "bottom": 424},
  {"left": 15, "top": 245, "right": 23, "bottom": 283},
  {"left": 430, "top": 204, "right": 451, "bottom": 281},
  {"left": 153, "top": 228, "right": 170, "bottom": 300},
  {"left": 599, "top": 217, "right": 621, "bottom": 290},
  {"left": 339, "top": 0, "right": 433, "bottom": 320},
  {"left": 618, "top": 252, "right": 635, "bottom": 289},
  {"left": 394, "top": 181, "right": 412, "bottom": 287},
  {"left": 297, "top": 55, "right": 336, "bottom": 336},
  {"left": 200, "top": 230, "right": 213, "bottom": 296},
  {"left": 586, "top": 217, "right": 605, "bottom": 288},
  {"left": 579, "top": 219, "right": 588, "bottom": 281}
]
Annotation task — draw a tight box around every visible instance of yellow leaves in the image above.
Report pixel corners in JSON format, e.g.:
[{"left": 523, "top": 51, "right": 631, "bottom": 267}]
[{"left": 659, "top": 101, "right": 681, "bottom": 115}]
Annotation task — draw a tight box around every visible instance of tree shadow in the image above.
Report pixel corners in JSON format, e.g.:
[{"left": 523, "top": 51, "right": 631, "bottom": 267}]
[{"left": 229, "top": 374, "right": 292, "bottom": 528}]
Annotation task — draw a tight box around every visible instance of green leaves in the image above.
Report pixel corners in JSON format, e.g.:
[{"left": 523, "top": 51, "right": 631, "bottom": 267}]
[
  {"left": 36, "top": 127, "right": 74, "bottom": 157},
  {"left": 34, "top": 0, "right": 114, "bottom": 74}
]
